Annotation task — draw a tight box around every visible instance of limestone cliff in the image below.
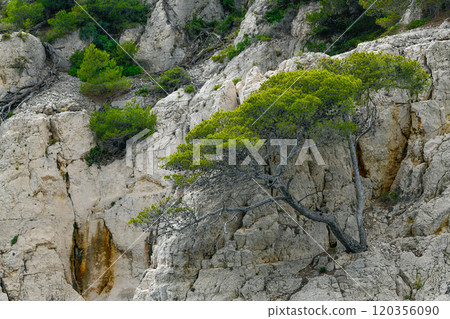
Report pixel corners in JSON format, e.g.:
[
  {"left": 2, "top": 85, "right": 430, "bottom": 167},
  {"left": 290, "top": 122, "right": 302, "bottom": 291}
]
[{"left": 0, "top": 0, "right": 449, "bottom": 301}]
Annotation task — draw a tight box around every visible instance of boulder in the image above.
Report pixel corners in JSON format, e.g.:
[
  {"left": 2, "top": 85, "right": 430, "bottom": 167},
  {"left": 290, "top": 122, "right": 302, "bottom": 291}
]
[{"left": 0, "top": 32, "right": 46, "bottom": 100}]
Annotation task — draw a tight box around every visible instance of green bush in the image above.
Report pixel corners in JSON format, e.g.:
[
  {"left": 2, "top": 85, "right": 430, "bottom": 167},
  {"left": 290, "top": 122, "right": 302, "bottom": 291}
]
[
  {"left": 1, "top": 0, "right": 45, "bottom": 30},
  {"left": 184, "top": 85, "right": 195, "bottom": 94},
  {"left": 68, "top": 49, "right": 86, "bottom": 77},
  {"left": 2, "top": 31, "right": 11, "bottom": 40},
  {"left": 135, "top": 87, "right": 149, "bottom": 96},
  {"left": 44, "top": 0, "right": 150, "bottom": 44},
  {"left": 89, "top": 99, "right": 157, "bottom": 146},
  {"left": 185, "top": 0, "right": 244, "bottom": 38},
  {"left": 82, "top": 0, "right": 149, "bottom": 32},
  {"left": 265, "top": 0, "right": 304, "bottom": 23},
  {"left": 186, "top": 14, "right": 218, "bottom": 37},
  {"left": 155, "top": 67, "right": 191, "bottom": 94},
  {"left": 11, "top": 234, "right": 19, "bottom": 246},
  {"left": 360, "top": 0, "right": 449, "bottom": 28},
  {"left": 233, "top": 78, "right": 241, "bottom": 85},
  {"left": 40, "top": 0, "right": 73, "bottom": 17},
  {"left": 258, "top": 34, "right": 272, "bottom": 41},
  {"left": 220, "top": 0, "right": 236, "bottom": 11},
  {"left": 78, "top": 44, "right": 131, "bottom": 97},
  {"left": 214, "top": 12, "right": 244, "bottom": 36},
  {"left": 213, "top": 84, "right": 221, "bottom": 91},
  {"left": 110, "top": 40, "right": 142, "bottom": 76},
  {"left": 45, "top": 8, "right": 84, "bottom": 42},
  {"left": 406, "top": 18, "right": 431, "bottom": 30},
  {"left": 211, "top": 34, "right": 251, "bottom": 63},
  {"left": 84, "top": 146, "right": 105, "bottom": 166},
  {"left": 306, "top": 0, "right": 383, "bottom": 55}
]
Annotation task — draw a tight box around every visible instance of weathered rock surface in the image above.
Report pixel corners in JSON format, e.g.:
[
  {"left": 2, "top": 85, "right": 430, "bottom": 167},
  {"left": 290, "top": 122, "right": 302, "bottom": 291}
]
[
  {"left": 0, "top": 3, "right": 449, "bottom": 302},
  {"left": 134, "top": 23, "right": 450, "bottom": 301},
  {"left": 0, "top": 77, "right": 152, "bottom": 300},
  {"left": 0, "top": 32, "right": 47, "bottom": 100},
  {"left": 136, "top": 0, "right": 225, "bottom": 72}
]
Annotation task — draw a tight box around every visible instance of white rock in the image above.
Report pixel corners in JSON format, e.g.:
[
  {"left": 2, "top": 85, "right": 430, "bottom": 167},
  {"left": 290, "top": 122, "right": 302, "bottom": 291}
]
[{"left": 0, "top": 32, "right": 46, "bottom": 100}]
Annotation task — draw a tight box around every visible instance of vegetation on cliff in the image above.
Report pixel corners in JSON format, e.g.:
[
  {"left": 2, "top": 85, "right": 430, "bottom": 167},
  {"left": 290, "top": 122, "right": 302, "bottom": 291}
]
[{"left": 132, "top": 52, "right": 429, "bottom": 253}]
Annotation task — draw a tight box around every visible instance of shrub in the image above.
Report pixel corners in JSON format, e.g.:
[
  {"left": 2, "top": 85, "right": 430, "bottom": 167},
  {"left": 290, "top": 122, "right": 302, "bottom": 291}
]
[
  {"left": 1, "top": 0, "right": 45, "bottom": 30},
  {"left": 184, "top": 85, "right": 195, "bottom": 94},
  {"left": 110, "top": 40, "right": 142, "bottom": 76},
  {"left": 155, "top": 67, "right": 191, "bottom": 94},
  {"left": 17, "top": 30, "right": 28, "bottom": 41},
  {"left": 406, "top": 18, "right": 431, "bottom": 30},
  {"left": 82, "top": 0, "right": 149, "bottom": 32},
  {"left": 213, "top": 84, "right": 221, "bottom": 91},
  {"left": 40, "top": 0, "right": 73, "bottom": 17},
  {"left": 135, "top": 87, "right": 149, "bottom": 96},
  {"left": 211, "top": 34, "right": 251, "bottom": 63},
  {"left": 45, "top": 9, "right": 83, "bottom": 42},
  {"left": 185, "top": 1, "right": 244, "bottom": 38},
  {"left": 360, "top": 0, "right": 449, "bottom": 28},
  {"left": 214, "top": 12, "right": 244, "bottom": 36},
  {"left": 84, "top": 146, "right": 105, "bottom": 166},
  {"left": 233, "top": 78, "right": 241, "bottom": 85},
  {"left": 80, "top": 68, "right": 131, "bottom": 97},
  {"left": 265, "top": 0, "right": 304, "bottom": 24},
  {"left": 306, "top": 0, "right": 383, "bottom": 55},
  {"left": 186, "top": 14, "right": 218, "bottom": 38},
  {"left": 221, "top": 0, "right": 236, "bottom": 11},
  {"left": 44, "top": 0, "right": 150, "bottom": 43},
  {"left": 89, "top": 99, "right": 157, "bottom": 147},
  {"left": 211, "top": 47, "right": 229, "bottom": 63},
  {"left": 11, "top": 235, "right": 19, "bottom": 245},
  {"left": 78, "top": 44, "right": 131, "bottom": 97},
  {"left": 79, "top": 24, "right": 117, "bottom": 51},
  {"left": 2, "top": 31, "right": 11, "bottom": 40},
  {"left": 68, "top": 49, "right": 86, "bottom": 77},
  {"left": 258, "top": 34, "right": 272, "bottom": 41}
]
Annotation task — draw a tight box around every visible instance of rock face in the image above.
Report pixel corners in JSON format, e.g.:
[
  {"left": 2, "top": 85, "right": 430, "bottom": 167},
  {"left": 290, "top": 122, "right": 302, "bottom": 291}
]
[
  {"left": 0, "top": 2, "right": 449, "bottom": 302},
  {"left": 136, "top": 0, "right": 225, "bottom": 72},
  {"left": 0, "top": 32, "right": 47, "bottom": 100},
  {"left": 134, "top": 23, "right": 450, "bottom": 301},
  {"left": 0, "top": 75, "right": 152, "bottom": 300}
]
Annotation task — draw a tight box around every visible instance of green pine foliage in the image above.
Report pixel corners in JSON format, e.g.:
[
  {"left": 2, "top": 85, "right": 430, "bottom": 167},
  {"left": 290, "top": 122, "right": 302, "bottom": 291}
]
[
  {"left": 164, "top": 52, "right": 429, "bottom": 172},
  {"left": 359, "top": 0, "right": 450, "bottom": 28},
  {"left": 78, "top": 44, "right": 131, "bottom": 97},
  {"left": 154, "top": 67, "right": 191, "bottom": 94},
  {"left": 1, "top": 0, "right": 45, "bottom": 30},
  {"left": 84, "top": 146, "right": 105, "bottom": 166},
  {"left": 306, "top": 0, "right": 383, "bottom": 55},
  {"left": 81, "top": 0, "right": 149, "bottom": 33},
  {"left": 89, "top": 99, "right": 157, "bottom": 144},
  {"left": 165, "top": 68, "right": 362, "bottom": 171},
  {"left": 68, "top": 49, "right": 86, "bottom": 77},
  {"left": 43, "top": 0, "right": 150, "bottom": 45},
  {"left": 110, "top": 40, "right": 142, "bottom": 76},
  {"left": 319, "top": 51, "right": 430, "bottom": 97},
  {"left": 265, "top": 0, "right": 302, "bottom": 23},
  {"left": 40, "top": 0, "right": 73, "bottom": 17},
  {"left": 69, "top": 41, "right": 141, "bottom": 79},
  {"left": 212, "top": 34, "right": 251, "bottom": 63},
  {"left": 11, "top": 234, "right": 19, "bottom": 246},
  {"left": 185, "top": 0, "right": 244, "bottom": 39},
  {"left": 184, "top": 85, "right": 195, "bottom": 94},
  {"left": 45, "top": 8, "right": 86, "bottom": 42}
]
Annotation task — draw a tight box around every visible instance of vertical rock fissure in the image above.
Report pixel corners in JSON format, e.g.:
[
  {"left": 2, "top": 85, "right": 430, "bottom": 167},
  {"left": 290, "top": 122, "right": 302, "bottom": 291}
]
[
  {"left": 0, "top": 277, "right": 11, "bottom": 301},
  {"left": 70, "top": 222, "right": 85, "bottom": 296}
]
